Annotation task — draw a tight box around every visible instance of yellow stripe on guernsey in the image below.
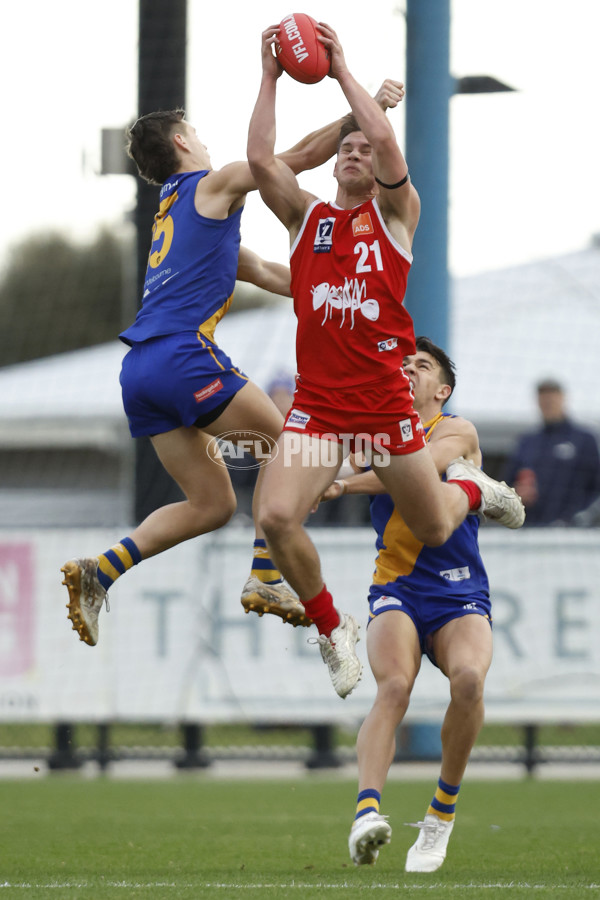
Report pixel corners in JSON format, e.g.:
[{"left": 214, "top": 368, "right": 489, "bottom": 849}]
[
  {"left": 356, "top": 795, "right": 380, "bottom": 816},
  {"left": 372, "top": 412, "right": 446, "bottom": 585},
  {"left": 196, "top": 295, "right": 236, "bottom": 371},
  {"left": 197, "top": 295, "right": 233, "bottom": 344}
]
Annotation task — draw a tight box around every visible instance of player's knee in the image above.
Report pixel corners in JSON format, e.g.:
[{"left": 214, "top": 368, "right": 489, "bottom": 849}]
[
  {"left": 416, "top": 519, "right": 453, "bottom": 548},
  {"left": 377, "top": 674, "right": 412, "bottom": 715},
  {"left": 214, "top": 495, "right": 237, "bottom": 529},
  {"left": 258, "top": 501, "right": 294, "bottom": 541},
  {"left": 194, "top": 488, "right": 236, "bottom": 531},
  {"left": 449, "top": 665, "right": 485, "bottom": 705}
]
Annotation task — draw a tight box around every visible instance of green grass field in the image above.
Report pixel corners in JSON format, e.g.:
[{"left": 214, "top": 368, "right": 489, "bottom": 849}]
[{"left": 2, "top": 777, "right": 599, "bottom": 899}]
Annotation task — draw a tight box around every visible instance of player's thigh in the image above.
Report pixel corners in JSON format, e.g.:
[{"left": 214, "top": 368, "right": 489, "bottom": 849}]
[
  {"left": 205, "top": 380, "right": 284, "bottom": 443},
  {"left": 260, "top": 431, "right": 344, "bottom": 521},
  {"left": 367, "top": 610, "right": 422, "bottom": 689},
  {"left": 373, "top": 447, "right": 447, "bottom": 533},
  {"left": 432, "top": 614, "right": 493, "bottom": 679},
  {"left": 150, "top": 426, "right": 233, "bottom": 505}
]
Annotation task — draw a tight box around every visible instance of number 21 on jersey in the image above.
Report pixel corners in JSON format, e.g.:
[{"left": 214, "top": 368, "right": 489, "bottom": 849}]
[{"left": 355, "top": 239, "right": 383, "bottom": 273}]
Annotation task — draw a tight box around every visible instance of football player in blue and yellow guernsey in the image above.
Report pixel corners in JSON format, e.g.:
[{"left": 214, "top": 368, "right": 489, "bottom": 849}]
[{"left": 319, "top": 337, "right": 498, "bottom": 871}]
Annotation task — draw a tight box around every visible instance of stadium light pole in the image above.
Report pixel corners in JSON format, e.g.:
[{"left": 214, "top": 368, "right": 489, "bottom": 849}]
[
  {"left": 402, "top": 1, "right": 514, "bottom": 759},
  {"left": 101, "top": 1, "right": 188, "bottom": 523},
  {"left": 133, "top": 0, "right": 188, "bottom": 523},
  {"left": 403, "top": 0, "right": 515, "bottom": 352}
]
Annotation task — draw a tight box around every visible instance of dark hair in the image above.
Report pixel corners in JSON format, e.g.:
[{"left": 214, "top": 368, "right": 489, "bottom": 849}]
[
  {"left": 536, "top": 378, "right": 563, "bottom": 394},
  {"left": 415, "top": 335, "right": 456, "bottom": 403},
  {"left": 126, "top": 109, "right": 186, "bottom": 185},
  {"left": 336, "top": 114, "right": 362, "bottom": 151}
]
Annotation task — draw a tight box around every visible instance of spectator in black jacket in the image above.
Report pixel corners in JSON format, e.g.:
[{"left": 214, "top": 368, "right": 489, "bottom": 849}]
[{"left": 504, "top": 379, "right": 600, "bottom": 526}]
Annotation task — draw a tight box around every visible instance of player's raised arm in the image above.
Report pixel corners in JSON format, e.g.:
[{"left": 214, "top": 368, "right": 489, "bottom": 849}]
[
  {"left": 318, "top": 22, "right": 420, "bottom": 243},
  {"left": 279, "top": 74, "right": 407, "bottom": 175},
  {"left": 247, "top": 26, "right": 316, "bottom": 235}
]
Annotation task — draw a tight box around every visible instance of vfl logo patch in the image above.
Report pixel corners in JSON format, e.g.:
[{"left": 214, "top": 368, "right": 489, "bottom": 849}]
[
  {"left": 372, "top": 595, "right": 403, "bottom": 612},
  {"left": 399, "top": 418, "right": 414, "bottom": 442},
  {"left": 194, "top": 378, "right": 223, "bottom": 403},
  {"left": 440, "top": 567, "right": 472, "bottom": 582},
  {"left": 352, "top": 212, "right": 374, "bottom": 237},
  {"left": 313, "top": 217, "right": 335, "bottom": 253},
  {"left": 287, "top": 408, "right": 311, "bottom": 429},
  {"left": 378, "top": 337, "right": 398, "bottom": 352}
]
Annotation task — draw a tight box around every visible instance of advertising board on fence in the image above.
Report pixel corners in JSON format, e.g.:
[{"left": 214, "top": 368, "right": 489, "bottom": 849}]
[{"left": 1, "top": 528, "right": 599, "bottom": 724}]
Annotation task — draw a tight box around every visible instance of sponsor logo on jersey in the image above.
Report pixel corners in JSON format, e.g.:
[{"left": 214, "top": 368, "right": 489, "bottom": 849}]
[
  {"left": 372, "top": 595, "right": 403, "bottom": 612},
  {"left": 398, "top": 418, "right": 414, "bottom": 442},
  {"left": 160, "top": 178, "right": 180, "bottom": 197},
  {"left": 194, "top": 378, "right": 223, "bottom": 403},
  {"left": 287, "top": 408, "right": 311, "bottom": 429},
  {"left": 440, "top": 567, "right": 472, "bottom": 582},
  {"left": 311, "top": 279, "right": 380, "bottom": 327},
  {"left": 313, "top": 217, "right": 335, "bottom": 253},
  {"left": 378, "top": 337, "right": 398, "bottom": 352},
  {"left": 352, "top": 211, "right": 374, "bottom": 237}
]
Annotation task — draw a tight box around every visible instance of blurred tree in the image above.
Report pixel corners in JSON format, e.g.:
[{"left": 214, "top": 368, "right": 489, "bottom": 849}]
[
  {"left": 0, "top": 230, "right": 132, "bottom": 367},
  {"left": 0, "top": 230, "right": 281, "bottom": 369}
]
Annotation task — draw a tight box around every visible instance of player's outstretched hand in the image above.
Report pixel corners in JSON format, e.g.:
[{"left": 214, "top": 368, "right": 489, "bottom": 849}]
[
  {"left": 311, "top": 480, "right": 345, "bottom": 514},
  {"left": 261, "top": 25, "right": 284, "bottom": 79},
  {"left": 316, "top": 21, "right": 349, "bottom": 81},
  {"left": 374, "top": 79, "right": 406, "bottom": 111}
]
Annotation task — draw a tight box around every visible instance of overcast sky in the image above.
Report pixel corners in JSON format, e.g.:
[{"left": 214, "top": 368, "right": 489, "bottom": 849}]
[{"left": 3, "top": 0, "right": 599, "bottom": 278}]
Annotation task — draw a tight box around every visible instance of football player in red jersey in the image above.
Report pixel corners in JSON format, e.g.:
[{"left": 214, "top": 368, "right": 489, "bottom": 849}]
[{"left": 247, "top": 23, "right": 524, "bottom": 698}]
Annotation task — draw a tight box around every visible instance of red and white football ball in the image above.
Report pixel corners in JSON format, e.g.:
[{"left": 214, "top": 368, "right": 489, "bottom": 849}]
[{"left": 276, "top": 13, "right": 331, "bottom": 84}]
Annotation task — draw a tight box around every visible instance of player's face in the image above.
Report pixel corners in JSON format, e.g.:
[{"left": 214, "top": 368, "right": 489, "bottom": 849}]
[
  {"left": 334, "top": 132, "right": 374, "bottom": 187},
  {"left": 182, "top": 121, "right": 211, "bottom": 167},
  {"left": 402, "top": 351, "right": 447, "bottom": 409}
]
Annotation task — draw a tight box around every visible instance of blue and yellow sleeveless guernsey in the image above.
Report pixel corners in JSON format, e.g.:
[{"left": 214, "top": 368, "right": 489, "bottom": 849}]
[
  {"left": 368, "top": 412, "right": 491, "bottom": 658},
  {"left": 120, "top": 170, "right": 242, "bottom": 345},
  {"left": 118, "top": 170, "right": 248, "bottom": 438}
]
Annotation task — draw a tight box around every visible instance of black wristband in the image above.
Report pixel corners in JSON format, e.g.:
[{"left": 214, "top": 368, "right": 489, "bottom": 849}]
[{"left": 375, "top": 172, "right": 409, "bottom": 189}]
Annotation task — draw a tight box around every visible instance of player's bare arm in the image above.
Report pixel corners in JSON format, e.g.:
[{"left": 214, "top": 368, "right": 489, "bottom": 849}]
[
  {"left": 248, "top": 27, "right": 316, "bottom": 235},
  {"left": 318, "top": 22, "right": 420, "bottom": 245},
  {"left": 200, "top": 23, "right": 361, "bottom": 225},
  {"left": 236, "top": 246, "right": 291, "bottom": 297},
  {"left": 428, "top": 417, "right": 482, "bottom": 473}
]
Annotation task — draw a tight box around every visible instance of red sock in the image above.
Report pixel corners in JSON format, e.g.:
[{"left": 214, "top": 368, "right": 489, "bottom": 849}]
[
  {"left": 303, "top": 585, "right": 340, "bottom": 637},
  {"left": 448, "top": 479, "right": 482, "bottom": 512}
]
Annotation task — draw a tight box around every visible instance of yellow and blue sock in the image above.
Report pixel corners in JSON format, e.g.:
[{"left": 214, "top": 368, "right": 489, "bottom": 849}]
[
  {"left": 251, "top": 538, "right": 283, "bottom": 585},
  {"left": 96, "top": 537, "right": 142, "bottom": 592},
  {"left": 427, "top": 777, "right": 460, "bottom": 821},
  {"left": 354, "top": 788, "right": 381, "bottom": 821}
]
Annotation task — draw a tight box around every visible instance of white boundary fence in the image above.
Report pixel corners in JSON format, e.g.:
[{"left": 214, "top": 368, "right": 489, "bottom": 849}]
[{"left": 1, "top": 527, "right": 600, "bottom": 726}]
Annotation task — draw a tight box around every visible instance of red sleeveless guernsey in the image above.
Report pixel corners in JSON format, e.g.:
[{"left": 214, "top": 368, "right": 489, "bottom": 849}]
[{"left": 290, "top": 197, "right": 415, "bottom": 389}]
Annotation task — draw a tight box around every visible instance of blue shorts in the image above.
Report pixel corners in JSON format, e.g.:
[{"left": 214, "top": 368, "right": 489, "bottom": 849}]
[
  {"left": 119, "top": 332, "right": 248, "bottom": 437},
  {"left": 367, "top": 583, "right": 492, "bottom": 668}
]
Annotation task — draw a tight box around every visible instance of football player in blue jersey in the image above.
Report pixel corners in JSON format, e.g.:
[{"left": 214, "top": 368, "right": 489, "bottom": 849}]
[{"left": 319, "top": 337, "right": 495, "bottom": 871}]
